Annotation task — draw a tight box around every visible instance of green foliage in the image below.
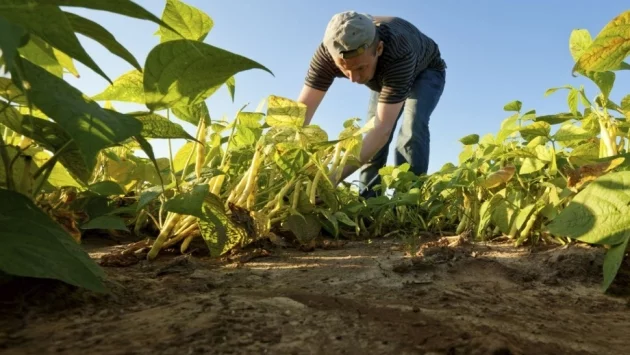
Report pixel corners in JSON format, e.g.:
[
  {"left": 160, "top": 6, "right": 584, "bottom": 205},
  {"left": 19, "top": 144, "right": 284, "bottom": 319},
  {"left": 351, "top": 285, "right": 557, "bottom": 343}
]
[
  {"left": 1, "top": 1, "right": 630, "bottom": 296},
  {"left": 0, "top": 188, "right": 106, "bottom": 293}
]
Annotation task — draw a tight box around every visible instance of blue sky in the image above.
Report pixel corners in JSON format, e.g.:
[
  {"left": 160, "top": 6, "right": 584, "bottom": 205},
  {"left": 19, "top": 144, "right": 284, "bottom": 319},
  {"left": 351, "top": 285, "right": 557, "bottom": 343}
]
[{"left": 64, "top": 0, "right": 630, "bottom": 184}]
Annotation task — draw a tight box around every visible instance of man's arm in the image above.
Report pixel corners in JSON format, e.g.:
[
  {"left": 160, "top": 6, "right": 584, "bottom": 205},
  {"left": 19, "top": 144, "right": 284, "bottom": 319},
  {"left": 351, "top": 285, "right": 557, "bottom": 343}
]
[
  {"left": 297, "top": 85, "right": 326, "bottom": 126},
  {"left": 333, "top": 100, "right": 404, "bottom": 183}
]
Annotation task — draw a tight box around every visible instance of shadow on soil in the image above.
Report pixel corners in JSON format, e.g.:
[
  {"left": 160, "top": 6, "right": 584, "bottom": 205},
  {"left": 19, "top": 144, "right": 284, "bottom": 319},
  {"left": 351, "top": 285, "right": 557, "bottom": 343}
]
[{"left": 2, "top": 234, "right": 630, "bottom": 355}]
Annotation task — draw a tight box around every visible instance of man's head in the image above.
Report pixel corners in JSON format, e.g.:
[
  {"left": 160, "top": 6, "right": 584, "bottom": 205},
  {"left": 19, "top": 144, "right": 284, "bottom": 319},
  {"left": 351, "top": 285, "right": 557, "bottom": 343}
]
[{"left": 323, "top": 11, "right": 384, "bottom": 84}]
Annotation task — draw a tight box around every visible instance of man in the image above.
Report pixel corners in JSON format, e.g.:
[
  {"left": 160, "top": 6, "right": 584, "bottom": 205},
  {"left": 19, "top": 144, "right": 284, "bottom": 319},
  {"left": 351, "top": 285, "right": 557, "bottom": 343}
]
[{"left": 297, "top": 11, "right": 446, "bottom": 198}]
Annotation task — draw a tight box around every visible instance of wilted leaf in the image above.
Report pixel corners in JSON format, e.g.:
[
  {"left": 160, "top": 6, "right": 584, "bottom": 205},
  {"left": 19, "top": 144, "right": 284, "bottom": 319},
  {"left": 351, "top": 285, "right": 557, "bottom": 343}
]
[
  {"left": 143, "top": 39, "right": 272, "bottom": 110},
  {"left": 481, "top": 165, "right": 515, "bottom": 188},
  {"left": 565, "top": 157, "right": 625, "bottom": 190}
]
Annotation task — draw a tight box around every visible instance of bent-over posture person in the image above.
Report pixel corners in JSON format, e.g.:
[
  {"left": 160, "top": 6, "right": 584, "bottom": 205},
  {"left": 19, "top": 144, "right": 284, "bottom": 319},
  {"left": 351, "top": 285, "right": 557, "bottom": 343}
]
[{"left": 297, "top": 11, "right": 447, "bottom": 198}]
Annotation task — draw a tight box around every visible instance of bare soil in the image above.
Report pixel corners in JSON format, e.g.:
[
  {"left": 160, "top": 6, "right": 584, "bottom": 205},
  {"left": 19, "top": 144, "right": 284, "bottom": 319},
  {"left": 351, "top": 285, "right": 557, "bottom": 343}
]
[{"left": 2, "top": 233, "right": 630, "bottom": 355}]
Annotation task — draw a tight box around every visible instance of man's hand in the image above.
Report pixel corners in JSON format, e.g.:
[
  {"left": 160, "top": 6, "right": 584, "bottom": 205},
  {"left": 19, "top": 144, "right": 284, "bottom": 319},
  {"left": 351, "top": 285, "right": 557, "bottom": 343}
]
[{"left": 330, "top": 100, "right": 404, "bottom": 185}]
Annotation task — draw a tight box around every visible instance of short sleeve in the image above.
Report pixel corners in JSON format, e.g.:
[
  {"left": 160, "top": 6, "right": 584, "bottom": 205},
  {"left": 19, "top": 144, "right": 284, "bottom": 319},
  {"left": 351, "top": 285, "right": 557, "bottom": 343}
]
[{"left": 304, "top": 43, "right": 342, "bottom": 91}]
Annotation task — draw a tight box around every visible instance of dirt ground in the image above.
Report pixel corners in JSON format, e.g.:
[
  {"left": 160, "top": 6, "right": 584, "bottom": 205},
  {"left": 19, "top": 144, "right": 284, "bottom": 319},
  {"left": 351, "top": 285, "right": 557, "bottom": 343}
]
[{"left": 2, "top": 233, "right": 630, "bottom": 355}]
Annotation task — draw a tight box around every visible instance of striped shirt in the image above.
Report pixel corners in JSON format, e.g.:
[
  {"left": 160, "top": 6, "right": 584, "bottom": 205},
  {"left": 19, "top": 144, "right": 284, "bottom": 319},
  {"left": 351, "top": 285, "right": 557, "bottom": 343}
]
[{"left": 304, "top": 16, "right": 446, "bottom": 104}]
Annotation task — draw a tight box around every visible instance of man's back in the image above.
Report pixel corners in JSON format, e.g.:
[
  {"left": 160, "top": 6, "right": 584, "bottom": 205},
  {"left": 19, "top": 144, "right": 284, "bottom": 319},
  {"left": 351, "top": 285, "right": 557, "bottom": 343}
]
[{"left": 304, "top": 15, "right": 446, "bottom": 104}]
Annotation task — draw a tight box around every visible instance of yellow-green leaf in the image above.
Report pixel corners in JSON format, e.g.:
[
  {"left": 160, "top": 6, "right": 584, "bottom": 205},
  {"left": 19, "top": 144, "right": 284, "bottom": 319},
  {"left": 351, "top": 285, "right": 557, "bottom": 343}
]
[
  {"left": 459, "top": 133, "right": 479, "bottom": 145},
  {"left": 157, "top": 0, "right": 213, "bottom": 43},
  {"left": 92, "top": 69, "right": 145, "bottom": 104},
  {"left": 143, "top": 39, "right": 272, "bottom": 110},
  {"left": 265, "top": 95, "right": 306, "bottom": 128},
  {"left": 572, "top": 10, "right": 630, "bottom": 73}
]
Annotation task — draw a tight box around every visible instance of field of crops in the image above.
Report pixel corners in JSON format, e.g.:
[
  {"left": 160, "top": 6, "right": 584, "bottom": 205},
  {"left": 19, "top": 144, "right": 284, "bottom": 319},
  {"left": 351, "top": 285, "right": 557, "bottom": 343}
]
[{"left": 2, "top": 1, "right": 630, "bottom": 354}]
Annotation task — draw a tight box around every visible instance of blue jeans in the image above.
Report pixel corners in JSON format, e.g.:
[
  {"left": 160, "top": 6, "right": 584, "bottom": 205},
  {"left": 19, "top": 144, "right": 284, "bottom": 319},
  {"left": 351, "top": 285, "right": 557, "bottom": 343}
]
[{"left": 359, "top": 68, "right": 446, "bottom": 198}]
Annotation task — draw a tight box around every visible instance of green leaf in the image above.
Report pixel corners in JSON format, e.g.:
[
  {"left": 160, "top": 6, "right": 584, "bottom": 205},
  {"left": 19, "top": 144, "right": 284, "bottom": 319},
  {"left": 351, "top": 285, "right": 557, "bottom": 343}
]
[
  {"left": 459, "top": 133, "right": 479, "bottom": 145},
  {"left": 547, "top": 171, "right": 630, "bottom": 245},
  {"left": 0, "top": 16, "right": 27, "bottom": 73},
  {"left": 0, "top": 77, "right": 27, "bottom": 105},
  {"left": 130, "top": 111, "right": 197, "bottom": 141},
  {"left": 621, "top": 94, "right": 630, "bottom": 115},
  {"left": 81, "top": 215, "right": 129, "bottom": 231},
  {"left": 0, "top": 188, "right": 106, "bottom": 293},
  {"left": 503, "top": 100, "right": 522, "bottom": 112},
  {"left": 568, "top": 141, "right": 600, "bottom": 166},
  {"left": 172, "top": 141, "right": 196, "bottom": 173},
  {"left": 569, "top": 29, "right": 593, "bottom": 62},
  {"left": 157, "top": 0, "right": 213, "bottom": 43},
  {"left": 64, "top": 12, "right": 141, "bottom": 71},
  {"left": 283, "top": 213, "right": 321, "bottom": 243},
  {"left": 519, "top": 121, "right": 551, "bottom": 141},
  {"left": 0, "top": 105, "right": 91, "bottom": 183},
  {"left": 18, "top": 35, "right": 63, "bottom": 77},
  {"left": 553, "top": 123, "right": 593, "bottom": 143},
  {"left": 171, "top": 102, "right": 211, "bottom": 126},
  {"left": 21, "top": 59, "right": 142, "bottom": 172},
  {"left": 88, "top": 180, "right": 125, "bottom": 196},
  {"left": 274, "top": 147, "right": 310, "bottom": 180},
  {"left": 496, "top": 113, "right": 519, "bottom": 142},
  {"left": 567, "top": 88, "right": 579, "bottom": 116},
  {"left": 92, "top": 69, "right": 145, "bottom": 104},
  {"left": 137, "top": 190, "right": 161, "bottom": 211},
  {"left": 602, "top": 237, "right": 630, "bottom": 292},
  {"left": 143, "top": 39, "right": 272, "bottom": 110},
  {"left": 520, "top": 158, "right": 546, "bottom": 175},
  {"left": 589, "top": 71, "right": 616, "bottom": 100},
  {"left": 225, "top": 76, "right": 236, "bottom": 102},
  {"left": 0, "top": 0, "right": 111, "bottom": 82},
  {"left": 52, "top": 47, "right": 79, "bottom": 77},
  {"left": 163, "top": 183, "right": 208, "bottom": 218},
  {"left": 198, "top": 195, "right": 240, "bottom": 257},
  {"left": 572, "top": 10, "right": 630, "bottom": 73},
  {"left": 544, "top": 85, "right": 573, "bottom": 97},
  {"left": 264, "top": 95, "right": 307, "bottom": 128},
  {"left": 45, "top": 0, "right": 176, "bottom": 34},
  {"left": 133, "top": 135, "right": 166, "bottom": 191},
  {"left": 534, "top": 113, "right": 577, "bottom": 125}
]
